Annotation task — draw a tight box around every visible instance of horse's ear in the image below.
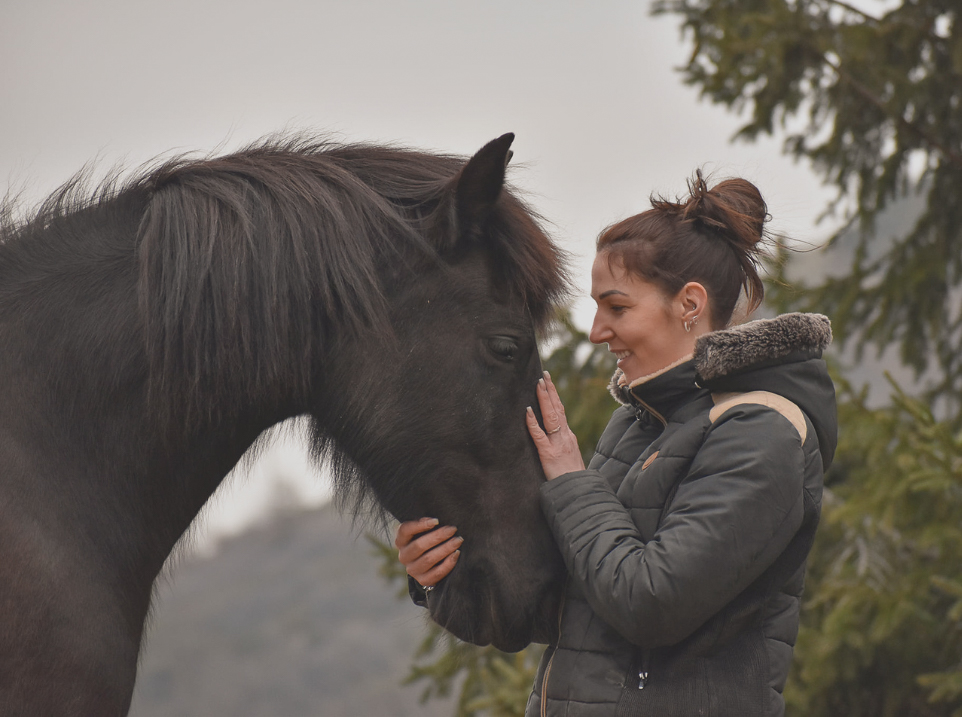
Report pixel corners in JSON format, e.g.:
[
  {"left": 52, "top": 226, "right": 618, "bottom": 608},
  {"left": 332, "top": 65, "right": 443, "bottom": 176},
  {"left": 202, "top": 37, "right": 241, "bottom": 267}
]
[{"left": 441, "top": 133, "right": 515, "bottom": 245}]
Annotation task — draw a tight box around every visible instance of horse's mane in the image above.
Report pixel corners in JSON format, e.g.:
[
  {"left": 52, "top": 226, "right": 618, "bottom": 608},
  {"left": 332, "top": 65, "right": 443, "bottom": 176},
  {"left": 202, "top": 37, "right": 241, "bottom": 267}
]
[{"left": 1, "top": 135, "right": 569, "bottom": 434}]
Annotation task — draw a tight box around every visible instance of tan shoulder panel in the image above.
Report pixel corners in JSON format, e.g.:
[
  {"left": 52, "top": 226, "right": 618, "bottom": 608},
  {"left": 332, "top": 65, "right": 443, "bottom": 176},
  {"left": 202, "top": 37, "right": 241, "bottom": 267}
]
[{"left": 709, "top": 391, "right": 808, "bottom": 442}]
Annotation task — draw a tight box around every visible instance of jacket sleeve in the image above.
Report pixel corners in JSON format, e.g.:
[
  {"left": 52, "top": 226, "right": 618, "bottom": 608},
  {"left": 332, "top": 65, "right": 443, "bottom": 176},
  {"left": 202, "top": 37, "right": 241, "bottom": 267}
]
[{"left": 540, "top": 403, "right": 808, "bottom": 648}]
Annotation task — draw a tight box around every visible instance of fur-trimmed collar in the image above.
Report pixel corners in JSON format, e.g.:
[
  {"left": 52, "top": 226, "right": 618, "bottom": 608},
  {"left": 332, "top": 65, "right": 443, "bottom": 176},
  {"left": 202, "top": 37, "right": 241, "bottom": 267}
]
[
  {"left": 608, "top": 313, "right": 832, "bottom": 403},
  {"left": 693, "top": 312, "right": 832, "bottom": 382}
]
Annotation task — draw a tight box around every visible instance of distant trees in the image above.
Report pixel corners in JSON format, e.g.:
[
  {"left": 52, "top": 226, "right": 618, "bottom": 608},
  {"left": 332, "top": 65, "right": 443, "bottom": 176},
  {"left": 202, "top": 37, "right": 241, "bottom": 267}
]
[{"left": 779, "top": 378, "right": 962, "bottom": 716}]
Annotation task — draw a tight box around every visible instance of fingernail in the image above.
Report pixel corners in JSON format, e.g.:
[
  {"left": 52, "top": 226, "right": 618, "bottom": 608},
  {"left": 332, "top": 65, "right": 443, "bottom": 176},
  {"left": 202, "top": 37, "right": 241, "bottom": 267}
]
[
  {"left": 453, "top": 550, "right": 461, "bottom": 558},
  {"left": 455, "top": 536, "right": 464, "bottom": 545},
  {"left": 539, "top": 378, "right": 546, "bottom": 390},
  {"left": 425, "top": 518, "right": 439, "bottom": 527},
  {"left": 526, "top": 406, "right": 534, "bottom": 416},
  {"left": 543, "top": 370, "right": 551, "bottom": 381}
]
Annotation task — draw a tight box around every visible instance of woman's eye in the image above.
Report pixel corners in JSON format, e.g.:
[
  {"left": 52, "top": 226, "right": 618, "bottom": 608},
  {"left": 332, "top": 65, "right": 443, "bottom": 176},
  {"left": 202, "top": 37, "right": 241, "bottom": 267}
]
[{"left": 488, "top": 337, "right": 518, "bottom": 360}]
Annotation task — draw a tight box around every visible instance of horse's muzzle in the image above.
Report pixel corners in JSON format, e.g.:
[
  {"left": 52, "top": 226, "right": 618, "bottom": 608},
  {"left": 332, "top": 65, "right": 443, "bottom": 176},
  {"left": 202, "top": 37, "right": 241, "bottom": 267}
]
[{"left": 428, "top": 564, "right": 564, "bottom": 653}]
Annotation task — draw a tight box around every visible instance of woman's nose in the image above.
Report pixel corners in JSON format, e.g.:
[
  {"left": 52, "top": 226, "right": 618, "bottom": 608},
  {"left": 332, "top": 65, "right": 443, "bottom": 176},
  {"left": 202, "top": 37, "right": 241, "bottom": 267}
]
[{"left": 589, "top": 313, "right": 611, "bottom": 344}]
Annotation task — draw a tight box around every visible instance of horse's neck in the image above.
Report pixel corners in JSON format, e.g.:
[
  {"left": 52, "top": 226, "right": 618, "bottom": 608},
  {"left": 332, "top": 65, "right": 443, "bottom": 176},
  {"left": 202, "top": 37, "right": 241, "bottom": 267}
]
[{"left": 143, "top": 414, "right": 289, "bottom": 561}]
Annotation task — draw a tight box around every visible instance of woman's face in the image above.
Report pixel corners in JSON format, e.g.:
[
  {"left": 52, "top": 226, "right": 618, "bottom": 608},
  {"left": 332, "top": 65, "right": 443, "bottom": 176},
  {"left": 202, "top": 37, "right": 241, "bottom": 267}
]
[{"left": 589, "top": 253, "right": 694, "bottom": 383}]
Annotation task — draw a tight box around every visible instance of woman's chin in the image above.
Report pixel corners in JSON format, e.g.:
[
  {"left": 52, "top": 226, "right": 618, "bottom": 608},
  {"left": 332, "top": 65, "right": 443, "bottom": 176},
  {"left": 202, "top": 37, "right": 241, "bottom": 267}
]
[{"left": 617, "top": 359, "right": 640, "bottom": 383}]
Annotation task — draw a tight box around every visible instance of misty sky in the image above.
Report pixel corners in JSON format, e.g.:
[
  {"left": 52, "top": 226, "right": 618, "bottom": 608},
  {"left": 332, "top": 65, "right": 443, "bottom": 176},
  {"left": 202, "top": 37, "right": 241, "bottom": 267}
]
[
  {"left": 2, "top": 0, "right": 840, "bottom": 544},
  {"left": 2, "top": 1, "right": 838, "bottom": 284}
]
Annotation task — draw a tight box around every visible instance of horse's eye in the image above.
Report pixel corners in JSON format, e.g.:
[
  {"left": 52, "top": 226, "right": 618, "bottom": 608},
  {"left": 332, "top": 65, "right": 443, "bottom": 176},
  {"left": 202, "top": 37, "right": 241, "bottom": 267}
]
[{"left": 488, "top": 337, "right": 518, "bottom": 361}]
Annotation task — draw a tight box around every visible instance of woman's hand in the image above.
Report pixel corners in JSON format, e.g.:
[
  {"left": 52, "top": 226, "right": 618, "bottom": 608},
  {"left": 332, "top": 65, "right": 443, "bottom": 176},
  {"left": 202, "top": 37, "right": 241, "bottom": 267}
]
[
  {"left": 395, "top": 517, "right": 462, "bottom": 588},
  {"left": 525, "top": 370, "right": 585, "bottom": 480}
]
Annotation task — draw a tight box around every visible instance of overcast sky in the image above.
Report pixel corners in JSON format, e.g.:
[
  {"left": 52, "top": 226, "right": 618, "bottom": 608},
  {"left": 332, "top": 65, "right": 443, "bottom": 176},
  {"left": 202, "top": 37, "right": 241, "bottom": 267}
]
[{"left": 2, "top": 0, "right": 841, "bottom": 546}]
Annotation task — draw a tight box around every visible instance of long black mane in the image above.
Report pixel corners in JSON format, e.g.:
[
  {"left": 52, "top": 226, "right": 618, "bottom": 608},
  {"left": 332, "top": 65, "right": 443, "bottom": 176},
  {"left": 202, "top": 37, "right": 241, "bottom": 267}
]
[{"left": 1, "top": 136, "right": 567, "bottom": 429}]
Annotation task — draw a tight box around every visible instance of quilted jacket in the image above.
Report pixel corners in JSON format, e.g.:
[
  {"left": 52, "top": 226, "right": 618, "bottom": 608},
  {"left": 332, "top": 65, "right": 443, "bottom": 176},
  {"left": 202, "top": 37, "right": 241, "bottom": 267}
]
[{"left": 525, "top": 312, "right": 837, "bottom": 717}]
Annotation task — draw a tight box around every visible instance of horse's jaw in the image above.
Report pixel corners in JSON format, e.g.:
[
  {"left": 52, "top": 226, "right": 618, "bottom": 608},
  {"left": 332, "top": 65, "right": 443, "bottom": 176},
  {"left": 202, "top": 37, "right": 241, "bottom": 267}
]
[
  {"left": 427, "top": 583, "right": 562, "bottom": 653},
  {"left": 422, "top": 539, "right": 566, "bottom": 653}
]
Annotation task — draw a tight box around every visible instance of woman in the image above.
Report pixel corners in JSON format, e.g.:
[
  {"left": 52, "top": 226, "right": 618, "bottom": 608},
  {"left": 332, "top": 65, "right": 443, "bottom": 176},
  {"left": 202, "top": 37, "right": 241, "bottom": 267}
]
[{"left": 396, "top": 172, "right": 837, "bottom": 716}]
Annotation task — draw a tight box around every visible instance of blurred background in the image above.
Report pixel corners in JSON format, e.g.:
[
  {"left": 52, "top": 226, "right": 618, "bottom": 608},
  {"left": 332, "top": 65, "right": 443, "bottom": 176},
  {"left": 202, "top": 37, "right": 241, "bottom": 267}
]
[{"left": 3, "top": 0, "right": 959, "bottom": 715}]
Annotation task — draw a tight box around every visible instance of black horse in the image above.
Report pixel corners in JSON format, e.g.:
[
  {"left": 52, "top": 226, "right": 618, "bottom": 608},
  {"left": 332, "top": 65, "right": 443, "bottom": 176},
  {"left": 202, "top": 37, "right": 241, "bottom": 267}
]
[{"left": 0, "top": 133, "right": 569, "bottom": 715}]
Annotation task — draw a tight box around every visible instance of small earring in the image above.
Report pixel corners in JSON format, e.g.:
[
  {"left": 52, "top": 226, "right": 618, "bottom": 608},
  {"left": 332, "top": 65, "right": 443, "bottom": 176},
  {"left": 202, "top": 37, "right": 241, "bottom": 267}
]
[{"left": 684, "top": 319, "right": 692, "bottom": 333}]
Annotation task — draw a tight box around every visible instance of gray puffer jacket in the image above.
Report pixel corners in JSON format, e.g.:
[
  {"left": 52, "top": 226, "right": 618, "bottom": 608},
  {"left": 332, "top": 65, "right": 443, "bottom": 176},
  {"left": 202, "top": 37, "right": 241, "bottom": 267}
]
[{"left": 526, "top": 313, "right": 837, "bottom": 717}]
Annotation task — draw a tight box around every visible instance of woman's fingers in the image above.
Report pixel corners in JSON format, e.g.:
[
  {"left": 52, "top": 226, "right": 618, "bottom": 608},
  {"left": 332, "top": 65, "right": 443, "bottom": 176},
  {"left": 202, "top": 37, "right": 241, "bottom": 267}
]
[
  {"left": 416, "top": 548, "right": 461, "bottom": 587},
  {"left": 405, "top": 533, "right": 462, "bottom": 585},
  {"left": 536, "top": 378, "right": 560, "bottom": 432},
  {"left": 395, "top": 517, "right": 438, "bottom": 549},
  {"left": 543, "top": 371, "right": 567, "bottom": 420},
  {"left": 526, "top": 371, "right": 586, "bottom": 481},
  {"left": 526, "top": 406, "right": 549, "bottom": 444},
  {"left": 537, "top": 371, "right": 567, "bottom": 434},
  {"left": 395, "top": 518, "right": 462, "bottom": 586},
  {"left": 397, "top": 523, "right": 457, "bottom": 563}
]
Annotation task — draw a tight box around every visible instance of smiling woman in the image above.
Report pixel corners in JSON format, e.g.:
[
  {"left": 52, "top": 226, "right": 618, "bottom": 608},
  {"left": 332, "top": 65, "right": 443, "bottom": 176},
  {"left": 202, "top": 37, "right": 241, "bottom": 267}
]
[{"left": 397, "top": 170, "right": 837, "bottom": 717}]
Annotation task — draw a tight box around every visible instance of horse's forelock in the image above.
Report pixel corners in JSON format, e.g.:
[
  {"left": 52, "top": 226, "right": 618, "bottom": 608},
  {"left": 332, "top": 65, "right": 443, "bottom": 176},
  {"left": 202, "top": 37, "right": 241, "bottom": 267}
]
[{"left": 486, "top": 193, "right": 571, "bottom": 332}]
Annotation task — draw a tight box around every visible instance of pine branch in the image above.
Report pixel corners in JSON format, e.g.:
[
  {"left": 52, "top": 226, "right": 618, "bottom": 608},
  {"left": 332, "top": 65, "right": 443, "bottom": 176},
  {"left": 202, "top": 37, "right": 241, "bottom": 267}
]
[{"left": 819, "top": 54, "right": 962, "bottom": 169}]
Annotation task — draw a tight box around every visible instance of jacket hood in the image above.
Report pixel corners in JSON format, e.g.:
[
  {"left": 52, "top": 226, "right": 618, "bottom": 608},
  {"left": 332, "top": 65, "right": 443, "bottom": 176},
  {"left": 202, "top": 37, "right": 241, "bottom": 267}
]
[{"left": 608, "top": 313, "right": 837, "bottom": 471}]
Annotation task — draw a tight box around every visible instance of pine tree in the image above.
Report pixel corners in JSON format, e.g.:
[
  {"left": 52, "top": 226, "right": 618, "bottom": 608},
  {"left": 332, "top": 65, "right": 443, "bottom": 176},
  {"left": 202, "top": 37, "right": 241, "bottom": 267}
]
[{"left": 782, "top": 377, "right": 962, "bottom": 716}]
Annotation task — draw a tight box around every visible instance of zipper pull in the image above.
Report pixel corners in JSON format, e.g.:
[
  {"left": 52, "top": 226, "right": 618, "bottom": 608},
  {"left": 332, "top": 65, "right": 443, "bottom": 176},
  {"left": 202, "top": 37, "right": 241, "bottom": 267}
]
[{"left": 638, "top": 670, "right": 648, "bottom": 689}]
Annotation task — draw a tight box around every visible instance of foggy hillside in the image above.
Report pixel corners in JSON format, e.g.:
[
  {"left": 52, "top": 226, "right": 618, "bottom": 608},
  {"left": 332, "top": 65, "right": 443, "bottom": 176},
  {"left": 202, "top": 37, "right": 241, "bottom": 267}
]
[{"left": 129, "top": 503, "right": 456, "bottom": 717}]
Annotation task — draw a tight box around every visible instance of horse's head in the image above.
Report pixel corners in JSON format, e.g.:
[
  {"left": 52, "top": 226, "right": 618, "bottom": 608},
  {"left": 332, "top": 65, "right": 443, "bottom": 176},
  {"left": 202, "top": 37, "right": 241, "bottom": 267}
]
[
  {"left": 318, "top": 135, "right": 568, "bottom": 651},
  {"left": 134, "top": 131, "right": 567, "bottom": 649}
]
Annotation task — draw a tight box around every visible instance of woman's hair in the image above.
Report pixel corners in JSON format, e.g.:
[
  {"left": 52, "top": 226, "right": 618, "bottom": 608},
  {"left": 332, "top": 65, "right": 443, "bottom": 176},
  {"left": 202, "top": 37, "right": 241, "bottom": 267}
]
[{"left": 596, "top": 170, "right": 770, "bottom": 329}]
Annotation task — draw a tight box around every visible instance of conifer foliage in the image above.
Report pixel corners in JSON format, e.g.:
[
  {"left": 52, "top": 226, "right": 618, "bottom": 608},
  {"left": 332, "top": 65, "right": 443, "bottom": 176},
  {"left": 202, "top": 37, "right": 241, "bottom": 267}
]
[
  {"left": 785, "top": 377, "right": 962, "bottom": 716},
  {"left": 655, "top": 0, "right": 962, "bottom": 406}
]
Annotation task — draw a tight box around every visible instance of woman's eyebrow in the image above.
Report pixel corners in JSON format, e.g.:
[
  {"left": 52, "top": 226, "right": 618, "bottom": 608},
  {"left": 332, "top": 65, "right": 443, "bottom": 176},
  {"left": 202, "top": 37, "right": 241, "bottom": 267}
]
[{"left": 597, "top": 289, "right": 630, "bottom": 300}]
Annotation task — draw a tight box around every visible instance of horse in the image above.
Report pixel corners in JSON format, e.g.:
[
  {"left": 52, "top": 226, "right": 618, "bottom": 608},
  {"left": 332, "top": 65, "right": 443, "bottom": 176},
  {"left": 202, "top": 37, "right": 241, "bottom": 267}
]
[{"left": 0, "top": 133, "right": 569, "bottom": 715}]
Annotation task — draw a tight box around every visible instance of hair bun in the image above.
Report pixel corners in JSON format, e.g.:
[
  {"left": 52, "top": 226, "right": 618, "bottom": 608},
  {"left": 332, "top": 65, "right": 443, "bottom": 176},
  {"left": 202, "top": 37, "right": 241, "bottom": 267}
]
[{"left": 682, "top": 169, "right": 768, "bottom": 247}]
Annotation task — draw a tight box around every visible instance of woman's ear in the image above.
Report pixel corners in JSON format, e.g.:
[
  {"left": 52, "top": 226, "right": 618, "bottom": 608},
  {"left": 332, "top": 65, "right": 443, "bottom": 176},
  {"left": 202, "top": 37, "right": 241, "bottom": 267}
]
[{"left": 678, "top": 282, "right": 710, "bottom": 332}]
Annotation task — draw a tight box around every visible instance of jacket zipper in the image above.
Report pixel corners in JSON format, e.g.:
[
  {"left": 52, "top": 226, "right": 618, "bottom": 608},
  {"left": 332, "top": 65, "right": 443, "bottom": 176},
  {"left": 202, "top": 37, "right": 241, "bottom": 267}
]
[
  {"left": 631, "top": 395, "right": 668, "bottom": 428},
  {"left": 636, "top": 649, "right": 651, "bottom": 689},
  {"left": 541, "top": 585, "right": 568, "bottom": 717}
]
